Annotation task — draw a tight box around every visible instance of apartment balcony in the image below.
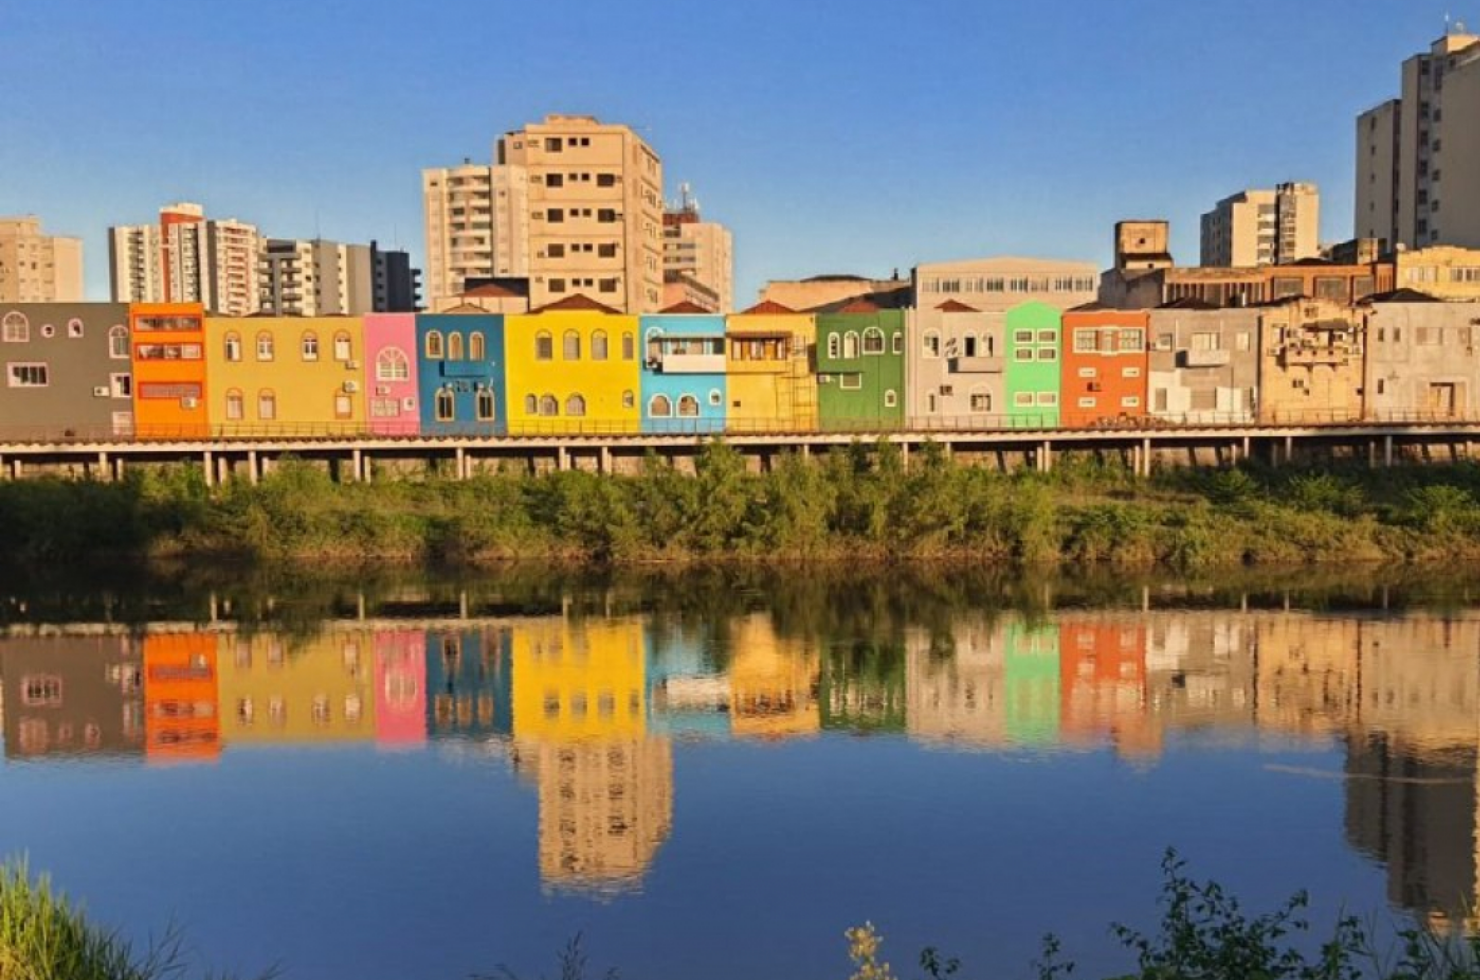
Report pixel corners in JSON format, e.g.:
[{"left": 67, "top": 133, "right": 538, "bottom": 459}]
[
  {"left": 948, "top": 354, "right": 1003, "bottom": 374},
  {"left": 1281, "top": 347, "right": 1349, "bottom": 368},
  {"left": 649, "top": 352, "right": 726, "bottom": 374},
  {"left": 1179, "top": 348, "right": 1231, "bottom": 368}
]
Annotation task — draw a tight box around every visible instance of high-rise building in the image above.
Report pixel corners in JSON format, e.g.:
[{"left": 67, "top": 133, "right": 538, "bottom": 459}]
[
  {"left": 371, "top": 242, "right": 421, "bottom": 312},
  {"left": 1199, "top": 183, "right": 1320, "bottom": 267},
  {"left": 1357, "top": 28, "right": 1480, "bottom": 251},
  {"left": 0, "top": 217, "right": 83, "bottom": 302},
  {"left": 663, "top": 186, "right": 733, "bottom": 312},
  {"left": 498, "top": 114, "right": 665, "bottom": 313},
  {"left": 108, "top": 203, "right": 261, "bottom": 315},
  {"left": 259, "top": 238, "right": 421, "bottom": 315},
  {"left": 421, "top": 162, "right": 529, "bottom": 309}
]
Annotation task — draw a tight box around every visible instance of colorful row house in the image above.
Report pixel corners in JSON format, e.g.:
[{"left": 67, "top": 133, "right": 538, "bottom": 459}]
[
  {"left": 416, "top": 313, "right": 505, "bottom": 435},
  {"left": 1059, "top": 309, "right": 1149, "bottom": 428},
  {"left": 724, "top": 301, "right": 817, "bottom": 432},
  {"left": 505, "top": 297, "right": 642, "bottom": 435},
  {"left": 639, "top": 305, "right": 727, "bottom": 434},
  {"left": 1005, "top": 302, "right": 1062, "bottom": 428},
  {"left": 0, "top": 302, "right": 133, "bottom": 440},
  {"left": 1146, "top": 305, "right": 1261, "bottom": 424},
  {"left": 207, "top": 316, "right": 365, "bottom": 436},
  {"left": 131, "top": 303, "right": 207, "bottom": 439},
  {"left": 908, "top": 300, "right": 1006, "bottom": 428},
  {"left": 815, "top": 302, "right": 906, "bottom": 430}
]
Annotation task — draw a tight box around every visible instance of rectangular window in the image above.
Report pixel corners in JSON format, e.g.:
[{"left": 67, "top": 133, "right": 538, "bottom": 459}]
[
  {"left": 1073, "top": 329, "right": 1098, "bottom": 352},
  {"left": 1117, "top": 328, "right": 1144, "bottom": 351},
  {"left": 597, "top": 173, "right": 616, "bottom": 187},
  {"left": 1121, "top": 396, "right": 1141, "bottom": 408},
  {"left": 546, "top": 173, "right": 564, "bottom": 188},
  {"left": 335, "top": 394, "right": 352, "bottom": 419},
  {"left": 549, "top": 278, "right": 567, "bottom": 293},
  {"left": 1078, "top": 367, "right": 1097, "bottom": 378},
  {"left": 892, "top": 333, "right": 903, "bottom": 354},
  {"left": 598, "top": 208, "right": 618, "bottom": 223},
  {"left": 1036, "top": 348, "right": 1057, "bottom": 361},
  {"left": 1036, "top": 392, "right": 1058, "bottom": 407},
  {"left": 547, "top": 243, "right": 565, "bottom": 258},
  {"left": 598, "top": 243, "right": 617, "bottom": 258},
  {"left": 7, "top": 363, "right": 48, "bottom": 387},
  {"left": 1013, "top": 392, "right": 1034, "bottom": 407},
  {"left": 599, "top": 278, "right": 618, "bottom": 293},
  {"left": 110, "top": 373, "right": 132, "bottom": 398},
  {"left": 1078, "top": 397, "right": 1097, "bottom": 408},
  {"left": 1013, "top": 330, "right": 1033, "bottom": 344},
  {"left": 1036, "top": 330, "right": 1057, "bottom": 344},
  {"left": 545, "top": 138, "right": 562, "bottom": 152},
  {"left": 840, "top": 374, "right": 862, "bottom": 390},
  {"left": 547, "top": 208, "right": 564, "bottom": 223},
  {"left": 1123, "top": 366, "right": 1141, "bottom": 378},
  {"left": 1014, "top": 348, "right": 1033, "bottom": 362}
]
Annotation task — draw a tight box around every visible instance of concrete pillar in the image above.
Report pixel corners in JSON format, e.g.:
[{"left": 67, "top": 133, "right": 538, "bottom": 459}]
[
  {"left": 1040, "top": 440, "right": 1053, "bottom": 473},
  {"left": 0, "top": 454, "right": 6, "bottom": 480},
  {"left": 1384, "top": 434, "right": 1394, "bottom": 467},
  {"left": 97, "top": 451, "right": 109, "bottom": 482},
  {"left": 247, "top": 450, "right": 259, "bottom": 486},
  {"left": 1131, "top": 443, "right": 1141, "bottom": 477},
  {"left": 459, "top": 591, "right": 469, "bottom": 620},
  {"left": 557, "top": 446, "right": 569, "bottom": 471},
  {"left": 900, "top": 441, "right": 911, "bottom": 470},
  {"left": 208, "top": 592, "right": 219, "bottom": 623},
  {"left": 455, "top": 446, "right": 467, "bottom": 480},
  {"left": 600, "top": 445, "right": 612, "bottom": 474},
  {"left": 1141, "top": 437, "right": 1152, "bottom": 477},
  {"left": 1368, "top": 440, "right": 1378, "bottom": 468},
  {"left": 113, "top": 456, "right": 124, "bottom": 481},
  {"left": 203, "top": 451, "right": 215, "bottom": 488},
  {"left": 351, "top": 448, "right": 362, "bottom": 483},
  {"left": 1283, "top": 434, "right": 1294, "bottom": 464},
  {"left": 1241, "top": 434, "right": 1251, "bottom": 460},
  {"left": 356, "top": 593, "right": 367, "bottom": 621},
  {"left": 12, "top": 457, "right": 23, "bottom": 479}
]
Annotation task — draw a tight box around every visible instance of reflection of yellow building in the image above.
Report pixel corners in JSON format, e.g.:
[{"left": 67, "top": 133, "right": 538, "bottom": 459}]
[
  {"left": 728, "top": 613, "right": 819, "bottom": 739},
  {"left": 217, "top": 630, "right": 375, "bottom": 743},
  {"left": 511, "top": 618, "right": 647, "bottom": 741},
  {"left": 1254, "top": 615, "right": 1360, "bottom": 737}
]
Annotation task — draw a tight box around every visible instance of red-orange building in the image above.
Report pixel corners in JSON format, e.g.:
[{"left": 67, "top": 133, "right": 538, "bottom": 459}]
[
  {"left": 129, "top": 303, "right": 208, "bottom": 438},
  {"left": 1059, "top": 620, "right": 1147, "bottom": 746},
  {"left": 1060, "top": 309, "right": 1150, "bottom": 428},
  {"left": 143, "top": 634, "right": 220, "bottom": 762}
]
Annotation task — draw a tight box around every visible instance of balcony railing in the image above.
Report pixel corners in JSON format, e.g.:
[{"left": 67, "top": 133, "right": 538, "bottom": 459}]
[
  {"left": 652, "top": 352, "right": 726, "bottom": 374},
  {"left": 1281, "top": 347, "right": 1350, "bottom": 367},
  {"left": 1180, "top": 349, "right": 1231, "bottom": 368},
  {"left": 948, "top": 355, "right": 1004, "bottom": 374}
]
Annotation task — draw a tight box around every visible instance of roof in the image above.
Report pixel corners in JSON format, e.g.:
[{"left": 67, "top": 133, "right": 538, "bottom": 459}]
[
  {"left": 802, "top": 274, "right": 870, "bottom": 282},
  {"left": 463, "top": 282, "right": 524, "bottom": 299},
  {"left": 936, "top": 299, "right": 979, "bottom": 313},
  {"left": 658, "top": 301, "right": 712, "bottom": 314},
  {"left": 530, "top": 293, "right": 623, "bottom": 315},
  {"left": 1364, "top": 287, "right": 1442, "bottom": 304},
  {"left": 1157, "top": 297, "right": 1220, "bottom": 311},
  {"left": 806, "top": 285, "right": 914, "bottom": 314},
  {"left": 837, "top": 298, "right": 880, "bottom": 313},
  {"left": 913, "top": 255, "right": 1098, "bottom": 274},
  {"left": 738, "top": 299, "right": 798, "bottom": 315},
  {"left": 1066, "top": 301, "right": 1114, "bottom": 312}
]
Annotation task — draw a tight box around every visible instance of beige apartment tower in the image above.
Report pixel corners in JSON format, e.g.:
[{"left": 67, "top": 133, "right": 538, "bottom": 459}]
[
  {"left": 108, "top": 202, "right": 261, "bottom": 315},
  {"left": 663, "top": 187, "right": 734, "bottom": 312},
  {"left": 1200, "top": 183, "right": 1320, "bottom": 267},
  {"left": 421, "top": 162, "right": 529, "bottom": 309},
  {"left": 498, "top": 115, "right": 665, "bottom": 313},
  {"left": 1357, "top": 28, "right": 1480, "bottom": 250},
  {"left": 0, "top": 217, "right": 83, "bottom": 302}
]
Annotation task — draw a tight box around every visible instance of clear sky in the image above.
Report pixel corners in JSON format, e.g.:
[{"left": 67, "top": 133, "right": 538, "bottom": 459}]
[{"left": 0, "top": 0, "right": 1467, "bottom": 304}]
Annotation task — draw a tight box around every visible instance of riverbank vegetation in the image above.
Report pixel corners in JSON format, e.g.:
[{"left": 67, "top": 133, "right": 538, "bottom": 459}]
[{"left": 11, "top": 441, "right": 1480, "bottom": 566}]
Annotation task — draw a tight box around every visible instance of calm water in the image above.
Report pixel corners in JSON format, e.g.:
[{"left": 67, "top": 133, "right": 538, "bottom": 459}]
[{"left": 0, "top": 565, "right": 1477, "bottom": 979}]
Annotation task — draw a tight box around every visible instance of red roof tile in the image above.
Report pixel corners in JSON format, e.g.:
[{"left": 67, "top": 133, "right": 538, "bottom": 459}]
[
  {"left": 530, "top": 293, "right": 623, "bottom": 315},
  {"left": 936, "top": 299, "right": 979, "bottom": 313},
  {"left": 659, "top": 301, "right": 712, "bottom": 314},
  {"left": 738, "top": 299, "right": 797, "bottom": 315},
  {"left": 463, "top": 282, "right": 522, "bottom": 298},
  {"left": 838, "top": 298, "right": 880, "bottom": 313}
]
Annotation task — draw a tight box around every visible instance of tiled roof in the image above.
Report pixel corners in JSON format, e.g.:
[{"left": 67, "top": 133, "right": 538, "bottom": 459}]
[
  {"left": 936, "top": 299, "right": 979, "bottom": 313},
  {"left": 738, "top": 299, "right": 797, "bottom": 315},
  {"left": 659, "top": 301, "right": 712, "bottom": 314},
  {"left": 530, "top": 293, "right": 623, "bottom": 314},
  {"left": 463, "top": 282, "right": 523, "bottom": 298},
  {"left": 837, "top": 298, "right": 880, "bottom": 313}
]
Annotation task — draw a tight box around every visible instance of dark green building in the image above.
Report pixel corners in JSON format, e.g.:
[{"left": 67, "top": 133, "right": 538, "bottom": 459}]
[{"left": 814, "top": 303, "right": 906, "bottom": 430}]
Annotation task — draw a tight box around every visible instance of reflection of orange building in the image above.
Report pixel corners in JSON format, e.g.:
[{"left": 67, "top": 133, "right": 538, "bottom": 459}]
[
  {"left": 129, "top": 303, "right": 208, "bottom": 438},
  {"left": 1059, "top": 619, "right": 1150, "bottom": 754},
  {"left": 727, "top": 614, "right": 819, "bottom": 739},
  {"left": 143, "top": 634, "right": 219, "bottom": 761}
]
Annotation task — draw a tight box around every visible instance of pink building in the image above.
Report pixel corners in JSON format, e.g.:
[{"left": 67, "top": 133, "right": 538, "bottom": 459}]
[
  {"left": 363, "top": 313, "right": 420, "bottom": 435},
  {"left": 375, "top": 630, "right": 427, "bottom": 746}
]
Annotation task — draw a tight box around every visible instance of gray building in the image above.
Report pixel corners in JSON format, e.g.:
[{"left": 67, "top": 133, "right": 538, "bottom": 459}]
[
  {"left": 906, "top": 300, "right": 1006, "bottom": 427},
  {"left": 1146, "top": 305, "right": 1261, "bottom": 423},
  {"left": 260, "top": 238, "right": 420, "bottom": 315},
  {"left": 1363, "top": 293, "right": 1480, "bottom": 419},
  {"left": 1, "top": 637, "right": 144, "bottom": 760},
  {"left": 0, "top": 302, "right": 132, "bottom": 440}
]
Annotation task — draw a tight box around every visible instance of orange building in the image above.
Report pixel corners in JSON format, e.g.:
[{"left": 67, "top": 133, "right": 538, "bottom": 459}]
[
  {"left": 129, "top": 303, "right": 208, "bottom": 438},
  {"left": 1058, "top": 619, "right": 1148, "bottom": 750},
  {"left": 1060, "top": 309, "right": 1149, "bottom": 428},
  {"left": 142, "top": 633, "right": 220, "bottom": 762}
]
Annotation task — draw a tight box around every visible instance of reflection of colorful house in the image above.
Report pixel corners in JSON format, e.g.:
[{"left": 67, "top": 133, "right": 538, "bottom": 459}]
[
  {"left": 728, "top": 614, "right": 819, "bottom": 739},
  {"left": 905, "top": 621, "right": 1007, "bottom": 748},
  {"left": 1254, "top": 614, "right": 1360, "bottom": 736},
  {"left": 1003, "top": 622, "right": 1060, "bottom": 745},
  {"left": 130, "top": 303, "right": 208, "bottom": 439},
  {"left": 1059, "top": 619, "right": 1147, "bottom": 749},
  {"left": 415, "top": 313, "right": 506, "bottom": 435},
  {"left": 639, "top": 307, "right": 727, "bottom": 433},
  {"left": 206, "top": 316, "right": 365, "bottom": 436},
  {"left": 724, "top": 302, "right": 818, "bottom": 433},
  {"left": 363, "top": 313, "right": 420, "bottom": 435},
  {"left": 646, "top": 627, "right": 731, "bottom": 740},
  {"left": 217, "top": 631, "right": 375, "bottom": 744},
  {"left": 375, "top": 631, "right": 427, "bottom": 745},
  {"left": 819, "top": 639, "right": 907, "bottom": 733},
  {"left": 143, "top": 634, "right": 219, "bottom": 761},
  {"left": 0, "top": 637, "right": 143, "bottom": 759},
  {"left": 1004, "top": 302, "right": 1062, "bottom": 428},
  {"left": 510, "top": 618, "right": 646, "bottom": 742},
  {"left": 505, "top": 298, "right": 641, "bottom": 435},
  {"left": 815, "top": 304, "right": 906, "bottom": 431},
  {"left": 426, "top": 628, "right": 513, "bottom": 739}
]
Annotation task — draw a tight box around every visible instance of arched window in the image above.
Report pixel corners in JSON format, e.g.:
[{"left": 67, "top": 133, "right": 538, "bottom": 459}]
[
  {"left": 677, "top": 394, "right": 700, "bottom": 417},
  {"left": 301, "top": 331, "right": 319, "bottom": 361},
  {"left": 563, "top": 330, "right": 581, "bottom": 360},
  {"left": 376, "top": 347, "right": 409, "bottom": 381},
  {"left": 225, "top": 389, "right": 245, "bottom": 421},
  {"left": 842, "top": 332, "right": 860, "bottom": 358},
  {"left": 256, "top": 332, "right": 275, "bottom": 361},
  {"left": 2, "top": 311, "right": 29, "bottom": 342},
  {"left": 883, "top": 389, "right": 898, "bottom": 408},
  {"left": 622, "top": 390, "right": 635, "bottom": 409},
  {"left": 447, "top": 332, "right": 464, "bottom": 361},
  {"left": 565, "top": 394, "right": 586, "bottom": 416},
  {"left": 862, "top": 328, "right": 885, "bottom": 354},
  {"left": 469, "top": 331, "right": 486, "bottom": 360},
  {"left": 621, "top": 332, "right": 635, "bottom": 360},
  {"left": 649, "top": 394, "right": 672, "bottom": 417},
  {"left": 524, "top": 394, "right": 538, "bottom": 415},
  {"left": 827, "top": 334, "right": 841, "bottom": 359},
  {"left": 257, "top": 389, "right": 277, "bottom": 421},
  {"left": 476, "top": 388, "right": 495, "bottom": 421},
  {"left": 224, "top": 332, "right": 242, "bottom": 362},
  {"left": 539, "top": 394, "right": 559, "bottom": 417},
  {"left": 425, "top": 330, "right": 444, "bottom": 359},
  {"left": 435, "top": 387, "right": 455, "bottom": 421},
  {"left": 333, "top": 332, "right": 352, "bottom": 361},
  {"left": 108, "top": 325, "right": 129, "bottom": 359},
  {"left": 535, "top": 331, "right": 553, "bottom": 361},
  {"left": 709, "top": 389, "right": 722, "bottom": 406},
  {"left": 592, "top": 330, "right": 609, "bottom": 360}
]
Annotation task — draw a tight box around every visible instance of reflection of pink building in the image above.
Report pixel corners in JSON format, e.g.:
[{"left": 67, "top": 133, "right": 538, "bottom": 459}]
[
  {"left": 376, "top": 631, "right": 427, "bottom": 745},
  {"left": 363, "top": 314, "right": 420, "bottom": 435}
]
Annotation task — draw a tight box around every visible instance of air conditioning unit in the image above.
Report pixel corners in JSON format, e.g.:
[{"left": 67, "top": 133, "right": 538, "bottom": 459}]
[
  {"left": 401, "top": 397, "right": 416, "bottom": 411},
  {"left": 181, "top": 397, "right": 199, "bottom": 409},
  {"left": 346, "top": 360, "right": 359, "bottom": 370},
  {"left": 343, "top": 381, "right": 359, "bottom": 393},
  {"left": 93, "top": 385, "right": 109, "bottom": 397}
]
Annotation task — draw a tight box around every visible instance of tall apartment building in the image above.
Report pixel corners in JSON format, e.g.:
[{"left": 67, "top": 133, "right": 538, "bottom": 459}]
[
  {"left": 108, "top": 203, "right": 262, "bottom": 315},
  {"left": 259, "top": 238, "right": 421, "bottom": 315},
  {"left": 1199, "top": 183, "right": 1320, "bottom": 267},
  {"left": 421, "top": 162, "right": 529, "bottom": 308},
  {"left": 663, "top": 187, "right": 734, "bottom": 312},
  {"left": 1357, "top": 28, "right": 1480, "bottom": 250},
  {"left": 0, "top": 217, "right": 83, "bottom": 302}
]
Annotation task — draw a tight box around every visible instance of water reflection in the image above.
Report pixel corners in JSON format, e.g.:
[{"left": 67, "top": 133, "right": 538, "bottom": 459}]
[{"left": 0, "top": 591, "right": 1477, "bottom": 923}]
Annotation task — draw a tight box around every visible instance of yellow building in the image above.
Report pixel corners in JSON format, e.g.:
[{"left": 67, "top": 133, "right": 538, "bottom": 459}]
[
  {"left": 725, "top": 301, "right": 818, "bottom": 432},
  {"left": 1253, "top": 613, "right": 1360, "bottom": 737},
  {"left": 504, "top": 297, "right": 641, "bottom": 435},
  {"left": 510, "top": 617, "right": 647, "bottom": 742},
  {"left": 217, "top": 630, "right": 376, "bottom": 744},
  {"left": 206, "top": 316, "right": 365, "bottom": 436},
  {"left": 1257, "top": 298, "right": 1365, "bottom": 424},
  {"left": 728, "top": 613, "right": 820, "bottom": 739},
  {"left": 1395, "top": 246, "right": 1480, "bottom": 301}
]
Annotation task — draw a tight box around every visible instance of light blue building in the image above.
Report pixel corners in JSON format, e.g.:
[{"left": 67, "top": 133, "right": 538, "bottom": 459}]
[{"left": 639, "top": 309, "right": 727, "bottom": 434}]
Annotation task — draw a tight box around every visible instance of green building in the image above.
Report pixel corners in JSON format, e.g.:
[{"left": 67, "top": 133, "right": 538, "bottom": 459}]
[
  {"left": 1004, "top": 302, "right": 1062, "bottom": 428},
  {"left": 815, "top": 304, "right": 906, "bottom": 430},
  {"left": 1003, "top": 621, "right": 1060, "bottom": 746}
]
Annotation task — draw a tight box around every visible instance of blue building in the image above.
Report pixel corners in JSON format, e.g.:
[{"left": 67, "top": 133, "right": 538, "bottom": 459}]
[
  {"left": 646, "top": 626, "right": 732, "bottom": 741},
  {"left": 639, "top": 307, "right": 727, "bottom": 434},
  {"left": 415, "top": 313, "right": 506, "bottom": 435},
  {"left": 425, "top": 627, "right": 514, "bottom": 739}
]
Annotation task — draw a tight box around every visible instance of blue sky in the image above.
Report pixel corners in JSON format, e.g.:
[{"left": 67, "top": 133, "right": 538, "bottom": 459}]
[{"left": 0, "top": 0, "right": 1465, "bottom": 303}]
